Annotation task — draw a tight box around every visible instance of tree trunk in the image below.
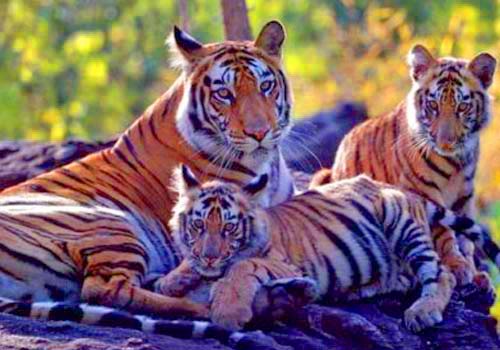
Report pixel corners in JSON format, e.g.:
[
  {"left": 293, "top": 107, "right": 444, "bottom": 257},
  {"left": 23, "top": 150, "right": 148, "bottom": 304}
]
[
  {"left": 178, "top": 0, "right": 190, "bottom": 32},
  {"left": 220, "top": 0, "right": 252, "bottom": 40}
]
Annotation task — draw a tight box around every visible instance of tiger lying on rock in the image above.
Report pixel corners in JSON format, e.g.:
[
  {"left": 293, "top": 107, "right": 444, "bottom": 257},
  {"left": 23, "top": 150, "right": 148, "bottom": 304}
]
[{"left": 156, "top": 164, "right": 500, "bottom": 332}]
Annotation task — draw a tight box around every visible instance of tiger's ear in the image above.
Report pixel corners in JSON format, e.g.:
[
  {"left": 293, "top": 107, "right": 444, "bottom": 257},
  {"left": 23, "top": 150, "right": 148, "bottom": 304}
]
[
  {"left": 255, "top": 20, "right": 286, "bottom": 58},
  {"left": 168, "top": 26, "right": 205, "bottom": 69},
  {"left": 408, "top": 44, "right": 436, "bottom": 81},
  {"left": 177, "top": 164, "right": 201, "bottom": 194},
  {"left": 242, "top": 174, "right": 268, "bottom": 198},
  {"left": 468, "top": 53, "right": 496, "bottom": 89}
]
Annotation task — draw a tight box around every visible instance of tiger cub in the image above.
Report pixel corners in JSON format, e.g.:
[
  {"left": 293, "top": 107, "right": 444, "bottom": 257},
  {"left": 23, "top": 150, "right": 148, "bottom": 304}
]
[
  {"left": 316, "top": 45, "right": 497, "bottom": 286},
  {"left": 155, "top": 165, "right": 500, "bottom": 332}
]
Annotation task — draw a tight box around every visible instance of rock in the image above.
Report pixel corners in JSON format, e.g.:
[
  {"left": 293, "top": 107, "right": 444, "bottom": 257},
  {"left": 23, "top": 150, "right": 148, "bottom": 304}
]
[
  {"left": 283, "top": 102, "right": 368, "bottom": 173},
  {"left": 0, "top": 139, "right": 116, "bottom": 191}
]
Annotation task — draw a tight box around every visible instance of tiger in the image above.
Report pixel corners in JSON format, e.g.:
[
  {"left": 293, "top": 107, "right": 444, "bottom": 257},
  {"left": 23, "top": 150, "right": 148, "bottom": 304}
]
[
  {"left": 314, "top": 45, "right": 497, "bottom": 287},
  {"left": 0, "top": 20, "right": 297, "bottom": 336},
  {"left": 155, "top": 164, "right": 500, "bottom": 332}
]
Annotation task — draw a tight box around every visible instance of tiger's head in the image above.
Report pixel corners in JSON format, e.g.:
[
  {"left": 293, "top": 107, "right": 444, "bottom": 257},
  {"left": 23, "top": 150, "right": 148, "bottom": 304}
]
[
  {"left": 170, "top": 21, "right": 292, "bottom": 170},
  {"left": 406, "top": 44, "right": 496, "bottom": 159},
  {"left": 170, "top": 165, "right": 269, "bottom": 278}
]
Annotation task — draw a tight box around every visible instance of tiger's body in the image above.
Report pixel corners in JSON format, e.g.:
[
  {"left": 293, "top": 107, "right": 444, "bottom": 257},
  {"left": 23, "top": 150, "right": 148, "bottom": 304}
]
[
  {"left": 316, "top": 45, "right": 497, "bottom": 285},
  {"left": 0, "top": 21, "right": 297, "bottom": 336},
  {"left": 161, "top": 166, "right": 500, "bottom": 332}
]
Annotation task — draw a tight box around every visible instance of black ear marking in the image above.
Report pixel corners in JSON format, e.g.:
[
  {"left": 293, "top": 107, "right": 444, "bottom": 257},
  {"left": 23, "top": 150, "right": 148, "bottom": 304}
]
[
  {"left": 173, "top": 25, "right": 203, "bottom": 53},
  {"left": 181, "top": 164, "right": 200, "bottom": 190},
  {"left": 243, "top": 174, "right": 269, "bottom": 196}
]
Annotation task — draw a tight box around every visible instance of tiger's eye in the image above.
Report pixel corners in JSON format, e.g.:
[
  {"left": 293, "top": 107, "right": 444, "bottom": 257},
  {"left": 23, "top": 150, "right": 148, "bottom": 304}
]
[
  {"left": 260, "top": 81, "right": 273, "bottom": 92},
  {"left": 428, "top": 100, "right": 439, "bottom": 110},
  {"left": 224, "top": 222, "right": 237, "bottom": 233},
  {"left": 193, "top": 219, "right": 204, "bottom": 229},
  {"left": 457, "top": 102, "right": 469, "bottom": 112},
  {"left": 216, "top": 88, "right": 232, "bottom": 99}
]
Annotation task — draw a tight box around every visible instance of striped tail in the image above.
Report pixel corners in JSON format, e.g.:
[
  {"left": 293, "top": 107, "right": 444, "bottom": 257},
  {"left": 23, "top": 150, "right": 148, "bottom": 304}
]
[
  {"left": 426, "top": 202, "right": 500, "bottom": 268},
  {"left": 0, "top": 297, "right": 274, "bottom": 350}
]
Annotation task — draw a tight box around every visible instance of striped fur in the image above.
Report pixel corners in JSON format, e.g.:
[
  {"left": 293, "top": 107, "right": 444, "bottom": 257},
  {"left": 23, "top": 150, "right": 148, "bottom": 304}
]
[
  {"left": 0, "top": 21, "right": 295, "bottom": 334},
  {"left": 319, "top": 45, "right": 497, "bottom": 286},
  {"left": 168, "top": 168, "right": 499, "bottom": 332}
]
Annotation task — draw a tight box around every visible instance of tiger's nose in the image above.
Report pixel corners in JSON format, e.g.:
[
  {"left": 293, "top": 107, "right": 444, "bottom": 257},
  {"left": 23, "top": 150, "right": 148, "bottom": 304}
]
[
  {"left": 243, "top": 128, "right": 269, "bottom": 142},
  {"left": 202, "top": 256, "right": 217, "bottom": 266}
]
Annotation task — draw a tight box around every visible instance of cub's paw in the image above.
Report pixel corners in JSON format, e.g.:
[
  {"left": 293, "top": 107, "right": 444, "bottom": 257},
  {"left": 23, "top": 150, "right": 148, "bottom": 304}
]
[
  {"left": 210, "top": 279, "right": 253, "bottom": 330},
  {"left": 154, "top": 272, "right": 200, "bottom": 297},
  {"left": 404, "top": 297, "right": 443, "bottom": 333},
  {"left": 442, "top": 254, "right": 474, "bottom": 286},
  {"left": 211, "top": 302, "right": 253, "bottom": 331}
]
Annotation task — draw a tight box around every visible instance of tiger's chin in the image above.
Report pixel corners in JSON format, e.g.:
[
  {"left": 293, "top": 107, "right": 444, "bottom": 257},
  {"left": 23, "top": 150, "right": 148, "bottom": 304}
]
[{"left": 193, "top": 265, "right": 225, "bottom": 278}]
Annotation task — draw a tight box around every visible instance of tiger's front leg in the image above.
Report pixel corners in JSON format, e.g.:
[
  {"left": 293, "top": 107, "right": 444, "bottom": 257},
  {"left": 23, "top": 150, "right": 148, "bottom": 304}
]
[
  {"left": 433, "top": 226, "right": 475, "bottom": 285},
  {"left": 210, "top": 257, "right": 301, "bottom": 330},
  {"left": 72, "top": 238, "right": 209, "bottom": 319}
]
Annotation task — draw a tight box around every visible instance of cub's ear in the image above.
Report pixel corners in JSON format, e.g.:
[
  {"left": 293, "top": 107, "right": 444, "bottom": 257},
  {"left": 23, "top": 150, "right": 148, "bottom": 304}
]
[
  {"left": 407, "top": 44, "right": 436, "bottom": 81},
  {"left": 243, "top": 174, "right": 268, "bottom": 197},
  {"left": 468, "top": 52, "right": 496, "bottom": 89},
  {"left": 255, "top": 20, "right": 286, "bottom": 58},
  {"left": 168, "top": 26, "right": 205, "bottom": 69},
  {"left": 175, "top": 164, "right": 200, "bottom": 194}
]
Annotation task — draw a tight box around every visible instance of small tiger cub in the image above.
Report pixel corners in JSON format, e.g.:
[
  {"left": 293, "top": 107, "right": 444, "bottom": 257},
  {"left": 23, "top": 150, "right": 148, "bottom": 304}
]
[{"left": 155, "top": 165, "right": 500, "bottom": 332}]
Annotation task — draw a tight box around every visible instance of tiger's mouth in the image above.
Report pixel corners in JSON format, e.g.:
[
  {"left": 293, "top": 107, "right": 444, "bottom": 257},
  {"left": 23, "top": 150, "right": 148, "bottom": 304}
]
[{"left": 192, "top": 263, "right": 226, "bottom": 278}]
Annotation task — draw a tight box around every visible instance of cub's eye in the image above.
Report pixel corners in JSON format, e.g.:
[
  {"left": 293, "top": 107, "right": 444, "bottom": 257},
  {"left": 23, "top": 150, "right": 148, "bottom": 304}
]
[
  {"left": 224, "top": 222, "right": 237, "bottom": 233},
  {"left": 457, "top": 102, "right": 469, "bottom": 112},
  {"left": 428, "top": 100, "right": 439, "bottom": 110},
  {"left": 193, "top": 219, "right": 204, "bottom": 230},
  {"left": 260, "top": 81, "right": 273, "bottom": 93},
  {"left": 215, "top": 88, "right": 232, "bottom": 100}
]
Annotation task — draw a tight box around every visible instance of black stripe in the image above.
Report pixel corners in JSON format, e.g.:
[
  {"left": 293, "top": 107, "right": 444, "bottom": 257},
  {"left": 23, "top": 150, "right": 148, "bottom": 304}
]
[
  {"left": 48, "top": 303, "right": 84, "bottom": 322},
  {"left": 98, "top": 311, "right": 142, "bottom": 329},
  {"left": 0, "top": 242, "right": 73, "bottom": 281},
  {"left": 423, "top": 156, "right": 451, "bottom": 180}
]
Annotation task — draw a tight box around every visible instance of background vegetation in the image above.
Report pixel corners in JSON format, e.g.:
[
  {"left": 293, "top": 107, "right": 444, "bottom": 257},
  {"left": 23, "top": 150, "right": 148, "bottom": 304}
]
[{"left": 1, "top": 0, "right": 500, "bottom": 315}]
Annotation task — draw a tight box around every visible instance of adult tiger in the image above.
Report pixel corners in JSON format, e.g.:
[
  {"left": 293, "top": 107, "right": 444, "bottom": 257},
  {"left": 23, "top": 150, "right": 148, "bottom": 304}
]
[
  {"left": 156, "top": 165, "right": 500, "bottom": 332},
  {"left": 314, "top": 45, "right": 497, "bottom": 286},
  {"left": 0, "top": 21, "right": 294, "bottom": 325}
]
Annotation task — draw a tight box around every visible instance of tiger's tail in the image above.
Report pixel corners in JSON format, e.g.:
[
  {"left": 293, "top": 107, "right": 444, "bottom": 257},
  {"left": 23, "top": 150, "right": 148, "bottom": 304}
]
[
  {"left": 425, "top": 202, "right": 500, "bottom": 268},
  {"left": 0, "top": 298, "right": 273, "bottom": 350}
]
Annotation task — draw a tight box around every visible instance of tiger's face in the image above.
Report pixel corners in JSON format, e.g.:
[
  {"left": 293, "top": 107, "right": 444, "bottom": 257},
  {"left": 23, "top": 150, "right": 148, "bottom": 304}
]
[
  {"left": 171, "top": 21, "right": 292, "bottom": 169},
  {"left": 407, "top": 45, "right": 496, "bottom": 158},
  {"left": 170, "top": 165, "right": 269, "bottom": 278}
]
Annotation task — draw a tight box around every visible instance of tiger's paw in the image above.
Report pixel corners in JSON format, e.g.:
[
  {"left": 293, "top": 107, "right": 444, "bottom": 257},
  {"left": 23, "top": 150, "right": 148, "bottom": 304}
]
[
  {"left": 442, "top": 254, "right": 474, "bottom": 286},
  {"left": 210, "top": 279, "right": 253, "bottom": 330},
  {"left": 154, "top": 271, "right": 201, "bottom": 297},
  {"left": 211, "top": 301, "right": 253, "bottom": 331},
  {"left": 404, "top": 297, "right": 443, "bottom": 333},
  {"left": 252, "top": 277, "right": 319, "bottom": 323}
]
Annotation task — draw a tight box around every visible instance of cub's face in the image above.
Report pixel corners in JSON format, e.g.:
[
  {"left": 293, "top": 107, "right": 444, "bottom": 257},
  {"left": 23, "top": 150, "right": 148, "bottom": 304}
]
[
  {"left": 407, "top": 45, "right": 496, "bottom": 158},
  {"left": 170, "top": 166, "right": 269, "bottom": 278}
]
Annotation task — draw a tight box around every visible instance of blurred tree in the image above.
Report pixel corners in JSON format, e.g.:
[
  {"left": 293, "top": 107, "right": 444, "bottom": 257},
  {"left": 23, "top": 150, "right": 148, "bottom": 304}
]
[{"left": 221, "top": 0, "right": 252, "bottom": 40}]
